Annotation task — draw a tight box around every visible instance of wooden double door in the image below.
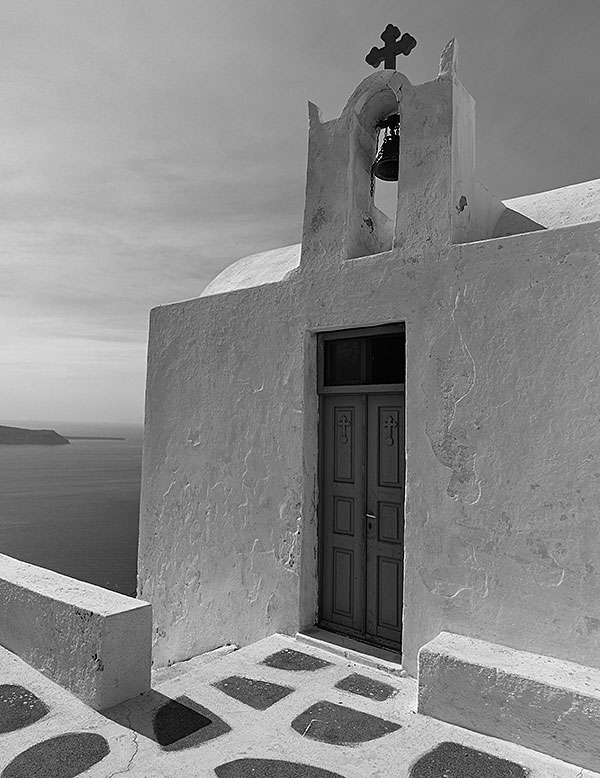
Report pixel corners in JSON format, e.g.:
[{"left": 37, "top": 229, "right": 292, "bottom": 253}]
[{"left": 319, "top": 392, "right": 405, "bottom": 650}]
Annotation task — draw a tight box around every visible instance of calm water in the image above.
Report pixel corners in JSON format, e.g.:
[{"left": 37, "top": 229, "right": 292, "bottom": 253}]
[{"left": 0, "top": 420, "right": 142, "bottom": 596}]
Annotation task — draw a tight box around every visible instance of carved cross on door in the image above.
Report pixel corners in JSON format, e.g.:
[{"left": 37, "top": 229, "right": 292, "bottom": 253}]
[
  {"left": 338, "top": 414, "right": 352, "bottom": 444},
  {"left": 383, "top": 414, "right": 398, "bottom": 446},
  {"left": 365, "top": 24, "right": 417, "bottom": 70}
]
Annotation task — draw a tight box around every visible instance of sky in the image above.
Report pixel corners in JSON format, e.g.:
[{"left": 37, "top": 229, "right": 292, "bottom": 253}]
[{"left": 1, "top": 0, "right": 598, "bottom": 425}]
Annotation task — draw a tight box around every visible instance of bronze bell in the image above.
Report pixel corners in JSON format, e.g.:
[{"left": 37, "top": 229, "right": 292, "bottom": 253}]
[
  {"left": 371, "top": 114, "right": 400, "bottom": 190},
  {"left": 372, "top": 133, "right": 399, "bottom": 181}
]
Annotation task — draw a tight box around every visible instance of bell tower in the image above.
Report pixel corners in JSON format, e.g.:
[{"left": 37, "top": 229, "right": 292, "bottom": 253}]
[{"left": 300, "top": 38, "right": 483, "bottom": 265}]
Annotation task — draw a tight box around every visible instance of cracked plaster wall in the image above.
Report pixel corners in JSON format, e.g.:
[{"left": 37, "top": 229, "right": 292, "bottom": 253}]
[
  {"left": 138, "top": 279, "right": 307, "bottom": 667},
  {"left": 403, "top": 221, "right": 600, "bottom": 675}
]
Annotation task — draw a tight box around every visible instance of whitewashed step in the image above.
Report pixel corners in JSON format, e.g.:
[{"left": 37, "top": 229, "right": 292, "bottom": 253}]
[{"left": 418, "top": 631, "right": 600, "bottom": 773}]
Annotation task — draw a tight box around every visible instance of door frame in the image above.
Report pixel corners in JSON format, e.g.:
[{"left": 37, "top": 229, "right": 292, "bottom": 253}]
[{"left": 316, "top": 324, "right": 405, "bottom": 649}]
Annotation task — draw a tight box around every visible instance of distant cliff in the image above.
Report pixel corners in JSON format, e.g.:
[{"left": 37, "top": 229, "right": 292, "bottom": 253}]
[{"left": 0, "top": 424, "right": 70, "bottom": 445}]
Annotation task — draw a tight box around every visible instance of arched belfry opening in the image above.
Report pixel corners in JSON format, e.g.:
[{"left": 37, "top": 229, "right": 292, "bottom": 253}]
[
  {"left": 372, "top": 113, "right": 400, "bottom": 225},
  {"left": 345, "top": 85, "right": 401, "bottom": 260},
  {"left": 300, "top": 68, "right": 414, "bottom": 267}
]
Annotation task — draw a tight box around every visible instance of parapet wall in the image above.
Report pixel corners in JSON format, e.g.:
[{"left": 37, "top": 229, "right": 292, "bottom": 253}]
[{"left": 0, "top": 554, "right": 151, "bottom": 710}]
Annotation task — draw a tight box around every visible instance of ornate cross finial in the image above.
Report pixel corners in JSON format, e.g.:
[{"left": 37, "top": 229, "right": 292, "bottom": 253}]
[{"left": 365, "top": 24, "right": 417, "bottom": 69}]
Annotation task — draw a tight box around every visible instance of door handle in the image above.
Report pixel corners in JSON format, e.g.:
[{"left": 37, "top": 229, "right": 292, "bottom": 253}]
[
  {"left": 366, "top": 514, "right": 376, "bottom": 520},
  {"left": 366, "top": 513, "right": 377, "bottom": 535}
]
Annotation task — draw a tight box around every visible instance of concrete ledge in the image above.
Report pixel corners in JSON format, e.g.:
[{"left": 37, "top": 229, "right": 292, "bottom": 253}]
[
  {"left": 0, "top": 553, "right": 151, "bottom": 710},
  {"left": 417, "top": 631, "right": 600, "bottom": 773}
]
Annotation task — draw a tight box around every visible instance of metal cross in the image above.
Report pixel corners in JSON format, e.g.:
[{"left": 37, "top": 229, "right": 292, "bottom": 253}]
[{"left": 365, "top": 24, "right": 417, "bottom": 70}]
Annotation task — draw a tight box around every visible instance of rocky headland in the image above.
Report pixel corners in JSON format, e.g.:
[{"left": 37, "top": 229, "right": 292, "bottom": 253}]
[{"left": 0, "top": 424, "right": 70, "bottom": 445}]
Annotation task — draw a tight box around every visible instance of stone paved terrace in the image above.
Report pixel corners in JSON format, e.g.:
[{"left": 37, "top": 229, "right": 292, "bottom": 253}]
[{"left": 1, "top": 633, "right": 598, "bottom": 778}]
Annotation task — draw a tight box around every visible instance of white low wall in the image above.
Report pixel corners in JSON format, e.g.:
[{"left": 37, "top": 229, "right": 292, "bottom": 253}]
[
  {"left": 0, "top": 554, "right": 151, "bottom": 710},
  {"left": 418, "top": 631, "right": 600, "bottom": 772}
]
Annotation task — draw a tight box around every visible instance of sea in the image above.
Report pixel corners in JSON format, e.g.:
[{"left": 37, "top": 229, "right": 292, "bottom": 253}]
[{"left": 0, "top": 420, "right": 143, "bottom": 597}]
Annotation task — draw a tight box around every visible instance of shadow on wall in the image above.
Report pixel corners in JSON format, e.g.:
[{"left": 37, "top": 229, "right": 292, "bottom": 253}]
[{"left": 492, "top": 208, "right": 546, "bottom": 238}]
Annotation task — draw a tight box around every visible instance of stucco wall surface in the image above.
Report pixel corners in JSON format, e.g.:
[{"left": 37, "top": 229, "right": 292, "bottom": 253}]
[
  {"left": 401, "top": 221, "right": 600, "bottom": 674},
  {"left": 141, "top": 219, "right": 600, "bottom": 672},
  {"left": 0, "top": 554, "right": 151, "bottom": 709},
  {"left": 139, "top": 281, "right": 307, "bottom": 667}
]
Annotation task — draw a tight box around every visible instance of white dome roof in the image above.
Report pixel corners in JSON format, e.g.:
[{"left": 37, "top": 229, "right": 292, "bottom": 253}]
[{"left": 201, "top": 243, "right": 301, "bottom": 297}]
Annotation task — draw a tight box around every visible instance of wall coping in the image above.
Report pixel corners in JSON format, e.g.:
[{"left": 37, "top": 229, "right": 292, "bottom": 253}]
[{"left": 0, "top": 553, "right": 147, "bottom": 615}]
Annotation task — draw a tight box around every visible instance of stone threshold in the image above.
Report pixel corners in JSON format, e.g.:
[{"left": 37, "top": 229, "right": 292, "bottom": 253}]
[{"left": 296, "top": 628, "right": 407, "bottom": 677}]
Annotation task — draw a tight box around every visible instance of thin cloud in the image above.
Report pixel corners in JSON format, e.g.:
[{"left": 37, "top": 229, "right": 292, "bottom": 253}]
[{"left": 1, "top": 0, "right": 598, "bottom": 422}]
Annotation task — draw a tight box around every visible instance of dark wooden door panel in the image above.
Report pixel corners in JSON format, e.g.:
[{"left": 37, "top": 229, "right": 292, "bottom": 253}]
[
  {"left": 321, "top": 395, "right": 365, "bottom": 632},
  {"left": 366, "top": 395, "right": 405, "bottom": 647},
  {"left": 377, "top": 555, "right": 403, "bottom": 641}
]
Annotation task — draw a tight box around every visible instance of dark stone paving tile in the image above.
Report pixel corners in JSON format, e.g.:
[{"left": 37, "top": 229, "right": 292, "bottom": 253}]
[
  {"left": 410, "top": 742, "right": 529, "bottom": 778},
  {"left": 334, "top": 672, "right": 397, "bottom": 701},
  {"left": 104, "top": 690, "right": 232, "bottom": 751},
  {"left": 0, "top": 684, "right": 49, "bottom": 733},
  {"left": 154, "top": 695, "right": 232, "bottom": 750},
  {"left": 213, "top": 675, "right": 294, "bottom": 710},
  {"left": 1, "top": 732, "right": 109, "bottom": 778},
  {"left": 215, "top": 758, "right": 346, "bottom": 778},
  {"left": 261, "top": 649, "right": 332, "bottom": 672},
  {"left": 291, "top": 700, "right": 401, "bottom": 744}
]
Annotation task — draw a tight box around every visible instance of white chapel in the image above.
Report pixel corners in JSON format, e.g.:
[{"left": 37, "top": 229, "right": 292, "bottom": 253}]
[{"left": 138, "top": 38, "right": 600, "bottom": 686}]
